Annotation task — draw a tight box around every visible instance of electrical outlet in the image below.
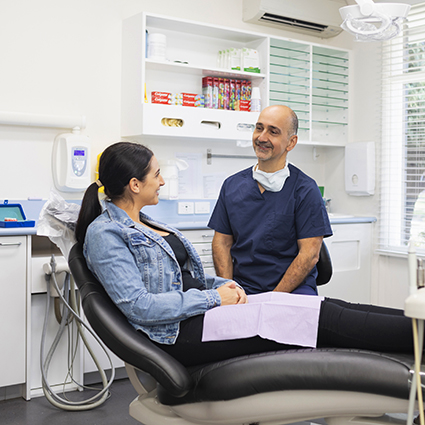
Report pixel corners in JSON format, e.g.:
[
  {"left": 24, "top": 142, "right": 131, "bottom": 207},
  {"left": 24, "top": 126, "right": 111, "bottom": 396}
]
[
  {"left": 195, "top": 202, "right": 210, "bottom": 214},
  {"left": 178, "top": 202, "right": 194, "bottom": 215}
]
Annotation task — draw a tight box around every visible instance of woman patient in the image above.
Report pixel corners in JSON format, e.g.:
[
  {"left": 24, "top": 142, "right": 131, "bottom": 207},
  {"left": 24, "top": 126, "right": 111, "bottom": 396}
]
[{"left": 76, "top": 141, "right": 414, "bottom": 367}]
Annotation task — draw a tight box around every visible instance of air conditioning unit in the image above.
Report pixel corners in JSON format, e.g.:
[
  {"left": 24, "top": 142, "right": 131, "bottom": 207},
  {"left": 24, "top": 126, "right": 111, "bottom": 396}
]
[{"left": 243, "top": 0, "right": 344, "bottom": 39}]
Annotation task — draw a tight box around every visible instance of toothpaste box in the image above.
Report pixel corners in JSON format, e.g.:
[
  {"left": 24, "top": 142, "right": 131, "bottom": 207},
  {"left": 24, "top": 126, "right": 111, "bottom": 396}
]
[
  {"left": 182, "top": 95, "right": 204, "bottom": 107},
  {"left": 181, "top": 93, "right": 198, "bottom": 101},
  {"left": 151, "top": 91, "right": 171, "bottom": 104},
  {"left": 170, "top": 93, "right": 183, "bottom": 105},
  {"left": 240, "top": 99, "right": 251, "bottom": 112}
]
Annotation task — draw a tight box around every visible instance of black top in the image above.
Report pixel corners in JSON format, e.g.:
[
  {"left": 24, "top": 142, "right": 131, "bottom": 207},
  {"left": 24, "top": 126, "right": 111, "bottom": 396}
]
[{"left": 163, "top": 233, "right": 205, "bottom": 291}]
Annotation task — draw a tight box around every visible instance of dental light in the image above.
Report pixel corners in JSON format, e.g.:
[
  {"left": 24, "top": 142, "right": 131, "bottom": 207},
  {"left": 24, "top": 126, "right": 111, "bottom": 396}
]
[{"left": 339, "top": 0, "right": 411, "bottom": 41}]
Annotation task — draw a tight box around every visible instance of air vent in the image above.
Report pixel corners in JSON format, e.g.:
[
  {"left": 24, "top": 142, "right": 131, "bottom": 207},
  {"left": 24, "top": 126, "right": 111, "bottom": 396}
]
[
  {"left": 260, "top": 13, "right": 328, "bottom": 33},
  {"left": 243, "top": 0, "right": 343, "bottom": 38}
]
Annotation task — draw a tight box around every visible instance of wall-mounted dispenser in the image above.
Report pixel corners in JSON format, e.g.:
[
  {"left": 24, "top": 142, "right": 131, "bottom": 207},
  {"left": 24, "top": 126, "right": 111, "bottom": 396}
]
[
  {"left": 52, "top": 128, "right": 91, "bottom": 192},
  {"left": 159, "top": 159, "right": 188, "bottom": 200},
  {"left": 345, "top": 141, "right": 375, "bottom": 196}
]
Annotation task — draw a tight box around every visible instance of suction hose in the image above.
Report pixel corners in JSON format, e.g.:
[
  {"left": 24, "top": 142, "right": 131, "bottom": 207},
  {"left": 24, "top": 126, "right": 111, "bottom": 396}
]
[{"left": 40, "top": 255, "right": 115, "bottom": 410}]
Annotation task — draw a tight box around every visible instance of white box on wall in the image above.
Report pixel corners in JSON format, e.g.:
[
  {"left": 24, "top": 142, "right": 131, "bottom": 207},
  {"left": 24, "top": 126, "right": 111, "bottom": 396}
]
[{"left": 345, "top": 141, "right": 375, "bottom": 196}]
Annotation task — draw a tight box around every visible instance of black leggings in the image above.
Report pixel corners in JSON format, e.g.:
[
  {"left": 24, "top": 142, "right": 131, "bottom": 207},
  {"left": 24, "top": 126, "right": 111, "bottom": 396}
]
[{"left": 153, "top": 298, "right": 414, "bottom": 367}]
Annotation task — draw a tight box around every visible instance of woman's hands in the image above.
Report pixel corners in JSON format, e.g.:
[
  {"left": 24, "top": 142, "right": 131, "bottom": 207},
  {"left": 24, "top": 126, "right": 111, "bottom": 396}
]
[{"left": 216, "top": 281, "right": 248, "bottom": 305}]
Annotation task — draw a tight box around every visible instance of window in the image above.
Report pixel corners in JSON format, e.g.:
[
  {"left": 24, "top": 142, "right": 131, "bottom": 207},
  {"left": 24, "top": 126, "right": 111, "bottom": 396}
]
[{"left": 380, "top": 3, "right": 425, "bottom": 253}]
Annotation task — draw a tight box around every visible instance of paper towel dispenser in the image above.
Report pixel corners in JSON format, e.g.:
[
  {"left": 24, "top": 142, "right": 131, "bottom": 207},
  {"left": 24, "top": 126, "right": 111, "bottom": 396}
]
[{"left": 345, "top": 141, "right": 375, "bottom": 196}]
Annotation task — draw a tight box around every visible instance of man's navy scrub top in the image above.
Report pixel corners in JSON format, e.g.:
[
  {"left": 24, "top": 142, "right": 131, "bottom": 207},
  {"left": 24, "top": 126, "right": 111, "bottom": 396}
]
[{"left": 208, "top": 164, "right": 333, "bottom": 295}]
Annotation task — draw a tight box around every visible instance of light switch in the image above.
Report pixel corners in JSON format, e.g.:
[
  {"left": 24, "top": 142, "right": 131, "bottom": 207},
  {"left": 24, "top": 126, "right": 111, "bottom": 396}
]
[{"left": 195, "top": 202, "right": 210, "bottom": 214}]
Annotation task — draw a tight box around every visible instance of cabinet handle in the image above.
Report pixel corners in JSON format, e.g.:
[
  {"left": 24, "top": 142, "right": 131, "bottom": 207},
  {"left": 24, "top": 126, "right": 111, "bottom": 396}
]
[
  {"left": 202, "top": 260, "right": 214, "bottom": 266},
  {"left": 202, "top": 248, "right": 212, "bottom": 253},
  {"left": 202, "top": 234, "right": 213, "bottom": 239},
  {"left": 0, "top": 242, "right": 22, "bottom": 247}
]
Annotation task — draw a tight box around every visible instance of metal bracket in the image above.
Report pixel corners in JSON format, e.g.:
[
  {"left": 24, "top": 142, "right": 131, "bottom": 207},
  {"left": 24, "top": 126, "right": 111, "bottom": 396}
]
[{"left": 207, "top": 149, "right": 256, "bottom": 165}]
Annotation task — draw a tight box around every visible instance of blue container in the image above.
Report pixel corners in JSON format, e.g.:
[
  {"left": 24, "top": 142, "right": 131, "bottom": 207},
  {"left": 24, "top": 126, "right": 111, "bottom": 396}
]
[{"left": 0, "top": 200, "right": 35, "bottom": 228}]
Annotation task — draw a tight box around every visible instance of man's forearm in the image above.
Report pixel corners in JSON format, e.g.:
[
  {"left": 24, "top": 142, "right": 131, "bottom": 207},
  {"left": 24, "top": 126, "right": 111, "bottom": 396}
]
[
  {"left": 273, "top": 237, "right": 322, "bottom": 293},
  {"left": 273, "top": 254, "right": 316, "bottom": 292},
  {"left": 212, "top": 235, "right": 234, "bottom": 280}
]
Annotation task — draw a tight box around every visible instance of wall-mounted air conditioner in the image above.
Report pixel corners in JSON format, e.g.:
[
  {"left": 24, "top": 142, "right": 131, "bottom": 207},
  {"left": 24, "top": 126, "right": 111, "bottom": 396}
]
[{"left": 243, "top": 0, "right": 344, "bottom": 38}]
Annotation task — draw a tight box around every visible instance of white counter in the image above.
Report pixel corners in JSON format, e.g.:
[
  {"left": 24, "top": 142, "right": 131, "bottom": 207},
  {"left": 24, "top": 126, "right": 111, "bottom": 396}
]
[{"left": 0, "top": 198, "right": 376, "bottom": 236}]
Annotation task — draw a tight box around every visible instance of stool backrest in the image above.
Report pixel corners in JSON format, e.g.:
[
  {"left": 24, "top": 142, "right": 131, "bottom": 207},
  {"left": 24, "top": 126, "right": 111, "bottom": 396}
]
[{"left": 316, "top": 241, "right": 332, "bottom": 286}]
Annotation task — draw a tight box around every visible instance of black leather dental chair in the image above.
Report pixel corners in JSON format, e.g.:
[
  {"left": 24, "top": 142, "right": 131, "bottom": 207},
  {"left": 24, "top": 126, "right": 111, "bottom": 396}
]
[{"left": 68, "top": 242, "right": 417, "bottom": 425}]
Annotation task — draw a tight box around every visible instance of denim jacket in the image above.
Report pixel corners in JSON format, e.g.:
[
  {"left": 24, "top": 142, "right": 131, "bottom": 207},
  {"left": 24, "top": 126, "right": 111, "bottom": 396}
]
[{"left": 83, "top": 200, "right": 227, "bottom": 345}]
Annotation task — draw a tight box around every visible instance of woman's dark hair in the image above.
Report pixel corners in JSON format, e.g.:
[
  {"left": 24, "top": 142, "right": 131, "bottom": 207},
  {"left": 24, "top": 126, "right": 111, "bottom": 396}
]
[{"left": 75, "top": 141, "right": 153, "bottom": 243}]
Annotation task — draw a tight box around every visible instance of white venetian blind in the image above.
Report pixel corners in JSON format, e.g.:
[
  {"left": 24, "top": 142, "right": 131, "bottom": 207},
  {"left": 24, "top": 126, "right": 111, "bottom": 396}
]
[{"left": 380, "top": 3, "right": 425, "bottom": 253}]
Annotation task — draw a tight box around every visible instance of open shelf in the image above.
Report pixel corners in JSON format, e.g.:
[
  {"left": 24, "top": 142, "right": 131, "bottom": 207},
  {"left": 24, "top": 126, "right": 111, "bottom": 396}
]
[{"left": 122, "top": 12, "right": 269, "bottom": 141}]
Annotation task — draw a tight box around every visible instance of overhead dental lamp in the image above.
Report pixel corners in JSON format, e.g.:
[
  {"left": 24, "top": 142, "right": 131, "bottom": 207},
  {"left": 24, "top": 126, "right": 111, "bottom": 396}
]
[{"left": 339, "top": 0, "right": 411, "bottom": 41}]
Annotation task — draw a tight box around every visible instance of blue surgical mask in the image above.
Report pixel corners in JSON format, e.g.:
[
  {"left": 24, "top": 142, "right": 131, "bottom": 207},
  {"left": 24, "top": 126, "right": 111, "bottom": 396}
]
[{"left": 252, "top": 162, "right": 290, "bottom": 192}]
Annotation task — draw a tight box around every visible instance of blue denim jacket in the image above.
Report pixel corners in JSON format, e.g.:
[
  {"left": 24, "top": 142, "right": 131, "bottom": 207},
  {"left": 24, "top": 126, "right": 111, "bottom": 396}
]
[{"left": 83, "top": 200, "right": 227, "bottom": 345}]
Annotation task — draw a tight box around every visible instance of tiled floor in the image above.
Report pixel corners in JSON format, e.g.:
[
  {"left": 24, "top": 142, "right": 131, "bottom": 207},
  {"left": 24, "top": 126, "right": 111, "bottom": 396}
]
[
  {"left": 0, "top": 378, "right": 140, "bottom": 425},
  {"left": 0, "top": 378, "right": 409, "bottom": 425}
]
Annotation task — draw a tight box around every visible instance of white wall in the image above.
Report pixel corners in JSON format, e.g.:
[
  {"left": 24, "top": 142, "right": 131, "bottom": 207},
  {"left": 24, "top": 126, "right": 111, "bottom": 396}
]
[
  {"left": 3, "top": 0, "right": 404, "bottom": 307},
  {"left": 0, "top": 0, "right": 410, "bottom": 311},
  {"left": 0, "top": 0, "right": 357, "bottom": 202},
  {"left": 0, "top": 0, "right": 122, "bottom": 199}
]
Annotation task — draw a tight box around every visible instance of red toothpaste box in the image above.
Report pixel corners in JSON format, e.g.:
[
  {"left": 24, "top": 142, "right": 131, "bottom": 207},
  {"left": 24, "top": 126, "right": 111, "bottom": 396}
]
[
  {"left": 181, "top": 93, "right": 198, "bottom": 101},
  {"left": 151, "top": 91, "right": 171, "bottom": 104},
  {"left": 182, "top": 94, "right": 205, "bottom": 107},
  {"left": 182, "top": 100, "right": 196, "bottom": 107},
  {"left": 240, "top": 99, "right": 251, "bottom": 111}
]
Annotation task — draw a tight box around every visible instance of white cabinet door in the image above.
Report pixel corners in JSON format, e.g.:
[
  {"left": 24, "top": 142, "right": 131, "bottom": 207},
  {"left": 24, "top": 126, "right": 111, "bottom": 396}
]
[
  {"left": 0, "top": 236, "right": 27, "bottom": 387},
  {"left": 318, "top": 223, "right": 372, "bottom": 303}
]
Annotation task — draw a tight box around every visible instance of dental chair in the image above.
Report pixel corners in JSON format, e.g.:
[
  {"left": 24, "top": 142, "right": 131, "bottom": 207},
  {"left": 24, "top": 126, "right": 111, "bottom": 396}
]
[{"left": 68, "top": 241, "right": 417, "bottom": 425}]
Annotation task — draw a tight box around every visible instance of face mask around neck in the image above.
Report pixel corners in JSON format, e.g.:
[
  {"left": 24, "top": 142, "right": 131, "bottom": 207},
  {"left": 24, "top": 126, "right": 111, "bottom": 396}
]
[{"left": 252, "top": 163, "right": 290, "bottom": 192}]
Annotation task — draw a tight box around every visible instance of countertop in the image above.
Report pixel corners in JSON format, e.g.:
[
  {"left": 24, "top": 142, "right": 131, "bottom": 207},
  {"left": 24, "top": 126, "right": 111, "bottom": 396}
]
[{"left": 0, "top": 198, "right": 377, "bottom": 237}]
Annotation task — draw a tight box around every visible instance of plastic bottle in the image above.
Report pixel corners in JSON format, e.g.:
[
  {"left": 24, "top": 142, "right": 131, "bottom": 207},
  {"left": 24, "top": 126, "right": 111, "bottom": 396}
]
[{"left": 250, "top": 87, "right": 261, "bottom": 112}]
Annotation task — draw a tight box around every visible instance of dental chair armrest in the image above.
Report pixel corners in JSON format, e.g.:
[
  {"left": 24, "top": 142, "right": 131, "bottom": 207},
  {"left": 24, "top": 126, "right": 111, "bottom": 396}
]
[{"left": 68, "top": 243, "right": 193, "bottom": 398}]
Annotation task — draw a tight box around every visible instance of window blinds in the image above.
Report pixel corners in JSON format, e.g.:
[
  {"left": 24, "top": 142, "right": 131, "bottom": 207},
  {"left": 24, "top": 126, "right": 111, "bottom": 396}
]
[{"left": 380, "top": 3, "right": 425, "bottom": 253}]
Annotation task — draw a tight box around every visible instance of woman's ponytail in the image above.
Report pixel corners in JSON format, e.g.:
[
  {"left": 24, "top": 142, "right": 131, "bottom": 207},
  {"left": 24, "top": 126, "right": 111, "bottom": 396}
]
[{"left": 75, "top": 182, "right": 102, "bottom": 244}]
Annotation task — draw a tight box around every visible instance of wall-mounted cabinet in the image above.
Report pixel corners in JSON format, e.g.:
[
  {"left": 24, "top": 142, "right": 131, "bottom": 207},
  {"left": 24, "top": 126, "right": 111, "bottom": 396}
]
[
  {"left": 269, "top": 39, "right": 349, "bottom": 147},
  {"left": 122, "top": 13, "right": 350, "bottom": 147},
  {"left": 122, "top": 13, "right": 269, "bottom": 142}
]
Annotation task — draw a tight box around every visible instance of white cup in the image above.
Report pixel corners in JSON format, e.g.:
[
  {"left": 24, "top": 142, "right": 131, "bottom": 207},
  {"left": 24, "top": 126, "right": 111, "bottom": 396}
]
[{"left": 147, "top": 33, "right": 166, "bottom": 61}]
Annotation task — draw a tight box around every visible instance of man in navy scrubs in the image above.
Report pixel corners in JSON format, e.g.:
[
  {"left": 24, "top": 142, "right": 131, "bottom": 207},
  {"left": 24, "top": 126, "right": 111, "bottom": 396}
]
[{"left": 208, "top": 105, "right": 332, "bottom": 295}]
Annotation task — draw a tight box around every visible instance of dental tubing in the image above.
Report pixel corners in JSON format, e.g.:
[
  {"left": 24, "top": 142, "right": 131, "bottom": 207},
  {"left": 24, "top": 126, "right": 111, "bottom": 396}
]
[{"left": 41, "top": 255, "right": 115, "bottom": 410}]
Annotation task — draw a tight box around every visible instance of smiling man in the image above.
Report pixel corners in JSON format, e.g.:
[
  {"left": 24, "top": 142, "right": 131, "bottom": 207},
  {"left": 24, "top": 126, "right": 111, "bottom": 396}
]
[{"left": 208, "top": 105, "right": 332, "bottom": 296}]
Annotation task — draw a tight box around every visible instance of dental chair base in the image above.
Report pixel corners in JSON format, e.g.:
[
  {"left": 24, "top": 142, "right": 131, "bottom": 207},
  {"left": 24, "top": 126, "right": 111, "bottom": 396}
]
[
  {"left": 68, "top": 243, "right": 417, "bottom": 425},
  {"left": 126, "top": 349, "right": 415, "bottom": 425},
  {"left": 130, "top": 388, "right": 409, "bottom": 425}
]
